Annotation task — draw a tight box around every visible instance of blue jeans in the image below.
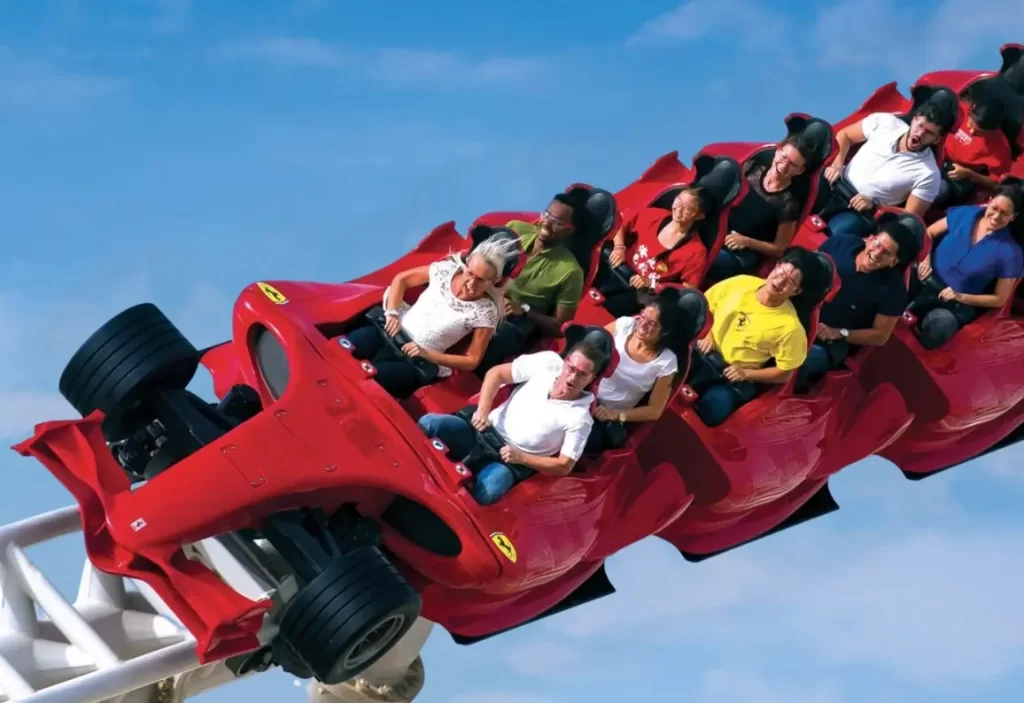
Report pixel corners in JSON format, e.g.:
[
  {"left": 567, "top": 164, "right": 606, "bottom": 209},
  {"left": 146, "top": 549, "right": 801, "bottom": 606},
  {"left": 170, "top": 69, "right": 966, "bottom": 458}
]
[
  {"left": 345, "top": 325, "right": 426, "bottom": 398},
  {"left": 695, "top": 383, "right": 744, "bottom": 427},
  {"left": 707, "top": 247, "right": 759, "bottom": 282},
  {"left": 795, "top": 342, "right": 839, "bottom": 390},
  {"left": 416, "top": 413, "right": 529, "bottom": 505},
  {"left": 826, "top": 210, "right": 875, "bottom": 238}
]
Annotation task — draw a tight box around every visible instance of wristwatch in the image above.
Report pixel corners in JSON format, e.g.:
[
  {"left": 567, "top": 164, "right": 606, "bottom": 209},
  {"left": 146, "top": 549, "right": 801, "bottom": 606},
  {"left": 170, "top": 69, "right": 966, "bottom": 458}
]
[
  {"left": 618, "top": 412, "right": 627, "bottom": 423},
  {"left": 840, "top": 328, "right": 849, "bottom": 338},
  {"left": 520, "top": 303, "right": 531, "bottom": 314}
]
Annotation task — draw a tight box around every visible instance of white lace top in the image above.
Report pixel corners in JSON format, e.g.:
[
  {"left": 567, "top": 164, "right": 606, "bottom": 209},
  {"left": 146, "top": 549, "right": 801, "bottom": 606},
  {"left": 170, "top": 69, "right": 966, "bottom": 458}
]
[{"left": 384, "top": 258, "right": 500, "bottom": 377}]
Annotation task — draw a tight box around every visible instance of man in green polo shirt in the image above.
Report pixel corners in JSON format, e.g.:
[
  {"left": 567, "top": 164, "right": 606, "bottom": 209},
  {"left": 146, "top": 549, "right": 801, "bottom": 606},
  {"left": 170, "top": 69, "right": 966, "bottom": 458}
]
[{"left": 476, "top": 188, "right": 588, "bottom": 374}]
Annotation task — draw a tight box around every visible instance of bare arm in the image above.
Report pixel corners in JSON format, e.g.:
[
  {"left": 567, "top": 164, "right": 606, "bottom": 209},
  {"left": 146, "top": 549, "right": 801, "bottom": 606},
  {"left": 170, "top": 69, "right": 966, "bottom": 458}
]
[
  {"left": 955, "top": 277, "right": 1018, "bottom": 309},
  {"left": 476, "top": 362, "right": 515, "bottom": 417},
  {"left": 526, "top": 304, "right": 576, "bottom": 337},
  {"left": 384, "top": 265, "right": 430, "bottom": 312},
  {"left": 926, "top": 217, "right": 949, "bottom": 240},
  {"left": 904, "top": 194, "right": 933, "bottom": 218},
  {"left": 422, "top": 327, "right": 496, "bottom": 371},
  {"left": 830, "top": 121, "right": 867, "bottom": 171},
  {"left": 510, "top": 452, "right": 576, "bottom": 477},
  {"left": 846, "top": 314, "right": 899, "bottom": 346},
  {"left": 618, "top": 374, "right": 676, "bottom": 422},
  {"left": 739, "top": 220, "right": 797, "bottom": 259},
  {"left": 739, "top": 366, "right": 794, "bottom": 384}
]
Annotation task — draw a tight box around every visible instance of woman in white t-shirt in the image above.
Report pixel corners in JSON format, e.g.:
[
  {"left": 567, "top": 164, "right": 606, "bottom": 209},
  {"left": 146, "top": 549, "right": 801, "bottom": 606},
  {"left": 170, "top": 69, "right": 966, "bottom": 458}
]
[
  {"left": 346, "top": 232, "right": 522, "bottom": 398},
  {"left": 587, "top": 289, "right": 690, "bottom": 453}
]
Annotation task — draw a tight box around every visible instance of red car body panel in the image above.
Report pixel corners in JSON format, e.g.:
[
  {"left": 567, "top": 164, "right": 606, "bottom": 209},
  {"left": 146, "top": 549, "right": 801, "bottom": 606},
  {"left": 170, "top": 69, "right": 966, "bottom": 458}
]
[{"left": 11, "top": 53, "right": 1024, "bottom": 666}]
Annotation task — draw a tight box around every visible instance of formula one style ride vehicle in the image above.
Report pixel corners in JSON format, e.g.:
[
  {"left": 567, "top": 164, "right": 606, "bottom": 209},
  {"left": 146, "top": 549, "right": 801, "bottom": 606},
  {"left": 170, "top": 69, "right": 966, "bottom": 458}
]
[{"left": 11, "top": 43, "right": 1024, "bottom": 694}]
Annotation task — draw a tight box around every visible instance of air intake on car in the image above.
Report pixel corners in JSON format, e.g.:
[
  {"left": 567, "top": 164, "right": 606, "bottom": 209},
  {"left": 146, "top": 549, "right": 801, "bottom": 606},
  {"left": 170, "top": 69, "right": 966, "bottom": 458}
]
[{"left": 252, "top": 325, "right": 290, "bottom": 400}]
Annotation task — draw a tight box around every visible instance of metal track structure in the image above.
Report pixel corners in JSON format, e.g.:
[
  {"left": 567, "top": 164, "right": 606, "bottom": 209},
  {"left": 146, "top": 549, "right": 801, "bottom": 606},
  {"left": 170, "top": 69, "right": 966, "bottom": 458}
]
[{"left": 0, "top": 506, "right": 432, "bottom": 703}]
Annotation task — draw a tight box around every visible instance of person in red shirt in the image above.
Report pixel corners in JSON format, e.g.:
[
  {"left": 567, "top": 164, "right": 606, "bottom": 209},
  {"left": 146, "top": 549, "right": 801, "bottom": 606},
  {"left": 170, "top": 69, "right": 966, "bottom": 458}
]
[
  {"left": 597, "top": 188, "right": 709, "bottom": 317},
  {"left": 937, "top": 97, "right": 1014, "bottom": 207}
]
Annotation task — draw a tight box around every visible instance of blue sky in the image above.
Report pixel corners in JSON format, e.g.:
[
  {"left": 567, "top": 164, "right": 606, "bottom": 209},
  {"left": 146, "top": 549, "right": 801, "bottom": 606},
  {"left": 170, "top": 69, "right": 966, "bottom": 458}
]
[{"left": 1, "top": 1, "right": 1022, "bottom": 702}]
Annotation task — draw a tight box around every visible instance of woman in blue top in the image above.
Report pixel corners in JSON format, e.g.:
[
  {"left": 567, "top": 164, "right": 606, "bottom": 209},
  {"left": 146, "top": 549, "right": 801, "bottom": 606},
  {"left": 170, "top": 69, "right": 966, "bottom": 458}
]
[{"left": 908, "top": 185, "right": 1023, "bottom": 349}]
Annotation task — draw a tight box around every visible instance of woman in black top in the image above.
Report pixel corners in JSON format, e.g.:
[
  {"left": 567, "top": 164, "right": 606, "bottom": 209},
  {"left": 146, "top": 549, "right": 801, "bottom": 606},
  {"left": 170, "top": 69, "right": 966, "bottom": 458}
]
[{"left": 706, "top": 133, "right": 812, "bottom": 281}]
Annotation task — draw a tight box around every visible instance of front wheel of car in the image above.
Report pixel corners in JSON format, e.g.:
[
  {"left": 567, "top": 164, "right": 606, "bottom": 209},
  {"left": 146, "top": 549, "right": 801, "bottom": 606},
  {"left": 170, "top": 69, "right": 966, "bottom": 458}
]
[
  {"left": 58, "top": 302, "right": 199, "bottom": 440},
  {"left": 277, "top": 545, "right": 422, "bottom": 685}
]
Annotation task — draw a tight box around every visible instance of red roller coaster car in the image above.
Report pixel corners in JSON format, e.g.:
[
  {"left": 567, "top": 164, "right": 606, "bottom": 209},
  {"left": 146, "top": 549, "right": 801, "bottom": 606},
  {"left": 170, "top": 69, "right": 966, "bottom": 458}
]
[{"left": 12, "top": 46, "right": 1024, "bottom": 688}]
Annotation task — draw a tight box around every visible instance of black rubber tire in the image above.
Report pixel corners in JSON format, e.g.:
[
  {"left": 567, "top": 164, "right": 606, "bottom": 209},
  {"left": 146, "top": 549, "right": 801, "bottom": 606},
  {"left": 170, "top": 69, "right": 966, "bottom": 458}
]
[
  {"left": 58, "top": 303, "right": 199, "bottom": 439},
  {"left": 278, "top": 545, "right": 422, "bottom": 685}
]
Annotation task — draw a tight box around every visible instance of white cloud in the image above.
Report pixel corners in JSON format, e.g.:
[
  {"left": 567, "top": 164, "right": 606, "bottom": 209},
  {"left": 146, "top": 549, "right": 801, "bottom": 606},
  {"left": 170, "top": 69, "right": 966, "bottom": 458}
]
[
  {"left": 212, "top": 37, "right": 548, "bottom": 86},
  {"left": 500, "top": 640, "right": 579, "bottom": 678},
  {"left": 698, "top": 669, "right": 846, "bottom": 703},
  {"left": 811, "top": 0, "right": 1019, "bottom": 78},
  {"left": 550, "top": 520, "right": 1024, "bottom": 686},
  {"left": 628, "top": 0, "right": 786, "bottom": 48}
]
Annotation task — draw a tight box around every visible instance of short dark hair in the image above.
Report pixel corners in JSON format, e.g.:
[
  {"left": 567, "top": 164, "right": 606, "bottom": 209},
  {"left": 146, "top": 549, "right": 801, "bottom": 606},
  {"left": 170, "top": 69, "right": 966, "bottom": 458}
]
[
  {"left": 917, "top": 99, "right": 957, "bottom": 135},
  {"left": 878, "top": 220, "right": 920, "bottom": 269},
  {"left": 553, "top": 186, "right": 590, "bottom": 229},
  {"left": 779, "top": 245, "right": 831, "bottom": 298},
  {"left": 566, "top": 338, "right": 608, "bottom": 375}
]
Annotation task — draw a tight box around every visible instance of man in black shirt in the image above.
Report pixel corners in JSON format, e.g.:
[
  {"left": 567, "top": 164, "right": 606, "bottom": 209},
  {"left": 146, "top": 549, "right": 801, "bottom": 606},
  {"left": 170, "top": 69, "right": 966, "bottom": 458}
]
[{"left": 795, "top": 218, "right": 920, "bottom": 390}]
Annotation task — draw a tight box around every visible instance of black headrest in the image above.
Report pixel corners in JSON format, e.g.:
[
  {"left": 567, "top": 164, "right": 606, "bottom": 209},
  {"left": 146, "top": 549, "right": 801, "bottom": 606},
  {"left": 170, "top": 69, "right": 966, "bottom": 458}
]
[
  {"left": 692, "top": 155, "right": 743, "bottom": 210},
  {"left": 561, "top": 324, "right": 616, "bottom": 380},
  {"left": 668, "top": 287, "right": 710, "bottom": 343},
  {"left": 909, "top": 84, "right": 959, "bottom": 133},
  {"left": 787, "top": 251, "right": 837, "bottom": 335},
  {"left": 1001, "top": 44, "right": 1024, "bottom": 94},
  {"left": 584, "top": 188, "right": 617, "bottom": 240},
  {"left": 817, "top": 252, "right": 837, "bottom": 296},
  {"left": 560, "top": 185, "right": 618, "bottom": 279},
  {"left": 466, "top": 225, "right": 525, "bottom": 279},
  {"left": 785, "top": 115, "right": 834, "bottom": 171}
]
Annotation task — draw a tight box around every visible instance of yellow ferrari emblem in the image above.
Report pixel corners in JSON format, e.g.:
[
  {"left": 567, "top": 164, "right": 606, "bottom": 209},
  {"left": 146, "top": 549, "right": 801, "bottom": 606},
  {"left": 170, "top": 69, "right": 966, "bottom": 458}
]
[
  {"left": 257, "top": 282, "right": 288, "bottom": 305},
  {"left": 490, "top": 532, "right": 517, "bottom": 563}
]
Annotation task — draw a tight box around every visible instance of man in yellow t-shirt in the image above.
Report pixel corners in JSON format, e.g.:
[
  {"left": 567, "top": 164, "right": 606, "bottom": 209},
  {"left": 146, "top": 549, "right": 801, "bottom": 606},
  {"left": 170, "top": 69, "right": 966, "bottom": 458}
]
[{"left": 689, "top": 246, "right": 824, "bottom": 427}]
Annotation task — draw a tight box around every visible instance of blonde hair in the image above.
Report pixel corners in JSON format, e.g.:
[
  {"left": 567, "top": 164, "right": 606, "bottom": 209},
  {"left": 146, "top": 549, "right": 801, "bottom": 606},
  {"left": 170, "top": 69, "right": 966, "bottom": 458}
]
[{"left": 447, "top": 232, "right": 522, "bottom": 324}]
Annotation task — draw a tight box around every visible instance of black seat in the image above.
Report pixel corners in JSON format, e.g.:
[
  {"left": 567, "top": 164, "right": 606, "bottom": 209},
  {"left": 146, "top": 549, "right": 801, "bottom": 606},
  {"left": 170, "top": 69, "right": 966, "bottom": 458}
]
[
  {"left": 785, "top": 114, "right": 834, "bottom": 172},
  {"left": 791, "top": 252, "right": 838, "bottom": 337},
  {"left": 465, "top": 224, "right": 526, "bottom": 279},
  {"left": 877, "top": 210, "right": 926, "bottom": 255},
  {"left": 560, "top": 323, "right": 619, "bottom": 380},
  {"left": 961, "top": 75, "right": 1023, "bottom": 160},
  {"left": 651, "top": 155, "right": 743, "bottom": 252},
  {"left": 907, "top": 84, "right": 960, "bottom": 136},
  {"left": 564, "top": 186, "right": 618, "bottom": 284},
  {"left": 766, "top": 114, "right": 835, "bottom": 218},
  {"left": 668, "top": 288, "right": 710, "bottom": 359},
  {"left": 1001, "top": 43, "right": 1024, "bottom": 96}
]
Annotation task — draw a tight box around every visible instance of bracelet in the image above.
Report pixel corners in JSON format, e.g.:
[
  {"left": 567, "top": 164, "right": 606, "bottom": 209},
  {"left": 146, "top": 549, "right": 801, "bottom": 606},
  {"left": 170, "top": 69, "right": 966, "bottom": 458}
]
[
  {"left": 384, "top": 309, "right": 400, "bottom": 318},
  {"left": 613, "top": 245, "right": 626, "bottom": 251}
]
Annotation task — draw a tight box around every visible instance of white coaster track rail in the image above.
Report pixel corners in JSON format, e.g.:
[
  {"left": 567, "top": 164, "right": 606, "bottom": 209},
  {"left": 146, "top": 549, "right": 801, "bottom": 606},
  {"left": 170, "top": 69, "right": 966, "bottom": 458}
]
[
  {"left": 0, "top": 505, "right": 273, "bottom": 703},
  {"left": 0, "top": 506, "right": 432, "bottom": 703}
]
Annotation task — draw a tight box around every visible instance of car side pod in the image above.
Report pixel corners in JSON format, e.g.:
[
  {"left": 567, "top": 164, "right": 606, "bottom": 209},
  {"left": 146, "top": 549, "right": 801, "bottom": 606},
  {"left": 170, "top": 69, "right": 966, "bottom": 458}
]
[{"left": 12, "top": 414, "right": 271, "bottom": 664}]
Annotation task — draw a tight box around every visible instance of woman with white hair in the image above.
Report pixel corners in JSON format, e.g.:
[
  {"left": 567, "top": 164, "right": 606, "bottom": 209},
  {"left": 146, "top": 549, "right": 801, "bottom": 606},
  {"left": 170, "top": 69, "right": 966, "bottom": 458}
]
[{"left": 345, "top": 230, "right": 523, "bottom": 398}]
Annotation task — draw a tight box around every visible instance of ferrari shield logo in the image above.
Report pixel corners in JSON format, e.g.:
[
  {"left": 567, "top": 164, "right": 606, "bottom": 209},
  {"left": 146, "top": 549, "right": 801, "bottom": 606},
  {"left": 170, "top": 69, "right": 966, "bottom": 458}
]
[
  {"left": 655, "top": 260, "right": 669, "bottom": 274},
  {"left": 490, "top": 532, "right": 517, "bottom": 563},
  {"left": 257, "top": 282, "right": 288, "bottom": 305}
]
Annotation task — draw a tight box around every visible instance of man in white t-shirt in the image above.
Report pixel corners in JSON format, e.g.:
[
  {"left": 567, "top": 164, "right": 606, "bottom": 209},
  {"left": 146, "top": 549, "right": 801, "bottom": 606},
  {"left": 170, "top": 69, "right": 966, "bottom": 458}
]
[
  {"left": 819, "top": 102, "right": 955, "bottom": 238},
  {"left": 416, "top": 340, "right": 607, "bottom": 504}
]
